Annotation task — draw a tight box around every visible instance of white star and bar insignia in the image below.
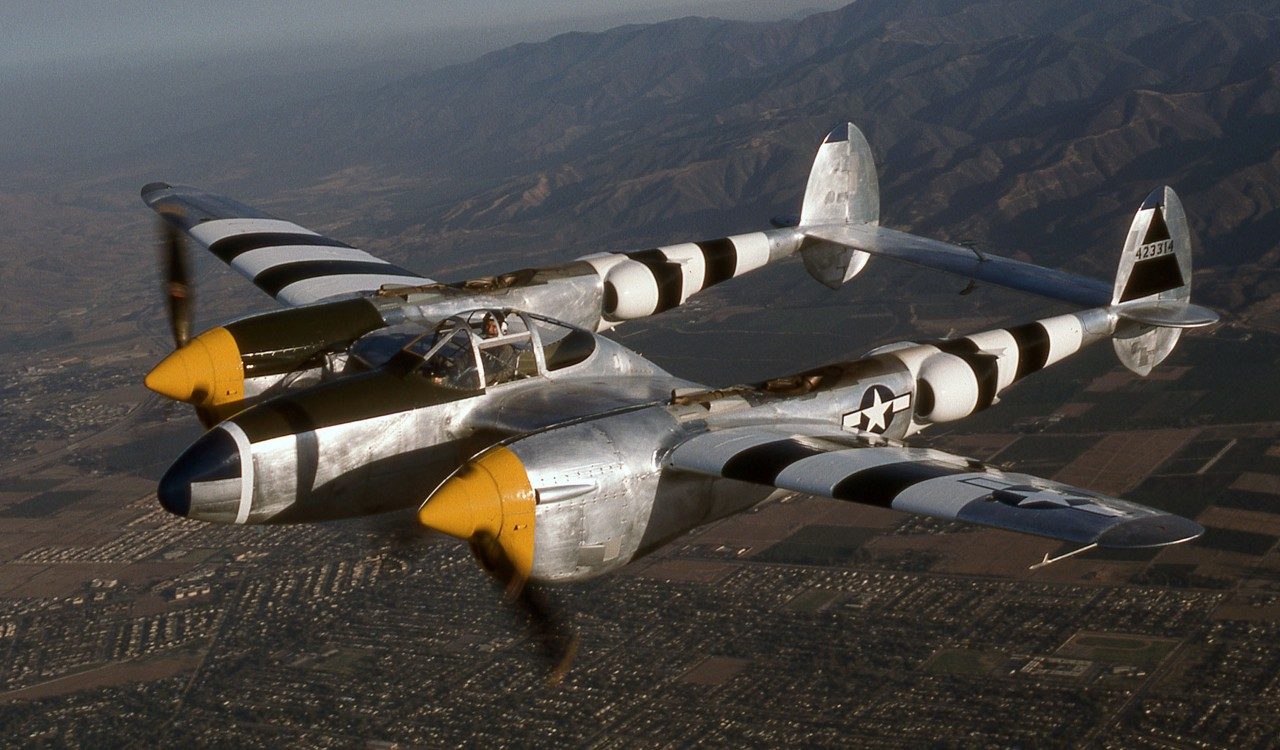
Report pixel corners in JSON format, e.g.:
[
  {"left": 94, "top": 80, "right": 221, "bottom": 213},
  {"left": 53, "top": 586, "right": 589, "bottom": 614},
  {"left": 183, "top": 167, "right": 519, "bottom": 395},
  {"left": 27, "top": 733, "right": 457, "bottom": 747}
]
[
  {"left": 842, "top": 384, "right": 911, "bottom": 434},
  {"left": 959, "top": 477, "right": 1129, "bottom": 517}
]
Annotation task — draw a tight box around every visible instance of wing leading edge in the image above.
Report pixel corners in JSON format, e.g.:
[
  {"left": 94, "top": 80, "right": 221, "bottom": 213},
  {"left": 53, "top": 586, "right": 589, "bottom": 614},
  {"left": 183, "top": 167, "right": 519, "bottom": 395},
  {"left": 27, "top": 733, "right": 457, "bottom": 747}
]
[
  {"left": 142, "top": 183, "right": 433, "bottom": 306},
  {"left": 667, "top": 425, "right": 1202, "bottom": 549}
]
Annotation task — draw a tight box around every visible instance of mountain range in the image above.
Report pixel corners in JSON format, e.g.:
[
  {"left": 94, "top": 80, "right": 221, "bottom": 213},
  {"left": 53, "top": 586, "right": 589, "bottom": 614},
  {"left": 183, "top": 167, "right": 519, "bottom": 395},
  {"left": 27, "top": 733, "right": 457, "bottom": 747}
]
[{"left": 6, "top": 0, "right": 1280, "bottom": 330}]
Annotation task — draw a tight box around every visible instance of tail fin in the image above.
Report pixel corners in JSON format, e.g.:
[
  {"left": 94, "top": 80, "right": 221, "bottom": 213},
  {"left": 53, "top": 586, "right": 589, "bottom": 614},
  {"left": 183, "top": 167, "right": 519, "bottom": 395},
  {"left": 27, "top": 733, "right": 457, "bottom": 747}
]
[
  {"left": 1111, "top": 186, "right": 1218, "bottom": 376},
  {"left": 799, "top": 123, "right": 879, "bottom": 289}
]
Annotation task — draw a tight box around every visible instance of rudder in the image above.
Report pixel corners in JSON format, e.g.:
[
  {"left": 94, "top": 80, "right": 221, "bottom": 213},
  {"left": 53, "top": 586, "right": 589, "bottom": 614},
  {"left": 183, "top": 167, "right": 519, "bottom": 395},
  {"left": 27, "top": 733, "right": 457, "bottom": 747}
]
[
  {"left": 1114, "top": 186, "right": 1191, "bottom": 307},
  {"left": 800, "top": 123, "right": 879, "bottom": 289},
  {"left": 1111, "top": 186, "right": 1217, "bottom": 376}
]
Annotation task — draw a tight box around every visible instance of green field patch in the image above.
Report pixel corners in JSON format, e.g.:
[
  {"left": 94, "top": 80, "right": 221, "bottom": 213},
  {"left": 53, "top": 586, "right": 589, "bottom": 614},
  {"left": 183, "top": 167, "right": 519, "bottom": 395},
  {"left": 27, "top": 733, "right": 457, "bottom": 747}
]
[
  {"left": 1198, "top": 526, "right": 1278, "bottom": 556},
  {"left": 162, "top": 548, "right": 219, "bottom": 564},
  {"left": 0, "top": 490, "right": 93, "bottom": 518},
  {"left": 787, "top": 588, "right": 842, "bottom": 613},
  {"left": 1075, "top": 635, "right": 1145, "bottom": 650},
  {"left": 924, "top": 648, "right": 1003, "bottom": 677},
  {"left": 1058, "top": 632, "right": 1177, "bottom": 667},
  {"left": 755, "top": 525, "right": 878, "bottom": 566},
  {"left": 311, "top": 647, "right": 374, "bottom": 676},
  {"left": 988, "top": 434, "right": 1099, "bottom": 467}
]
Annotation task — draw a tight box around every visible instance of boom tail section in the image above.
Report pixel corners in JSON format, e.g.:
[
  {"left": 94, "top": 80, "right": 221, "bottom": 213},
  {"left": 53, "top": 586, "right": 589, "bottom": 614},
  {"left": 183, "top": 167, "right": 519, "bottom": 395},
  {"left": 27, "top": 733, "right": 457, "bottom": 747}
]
[
  {"left": 1110, "top": 186, "right": 1216, "bottom": 376},
  {"left": 828, "top": 185, "right": 1220, "bottom": 435},
  {"left": 572, "top": 122, "right": 882, "bottom": 326},
  {"left": 868, "top": 308, "right": 1114, "bottom": 437}
]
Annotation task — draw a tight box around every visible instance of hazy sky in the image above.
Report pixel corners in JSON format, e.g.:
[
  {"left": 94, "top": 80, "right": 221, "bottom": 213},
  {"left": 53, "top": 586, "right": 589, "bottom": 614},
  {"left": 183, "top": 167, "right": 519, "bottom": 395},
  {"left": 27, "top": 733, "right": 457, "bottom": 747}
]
[
  {"left": 1, "top": 1, "right": 834, "bottom": 70},
  {"left": 0, "top": 1, "right": 846, "bottom": 170}
]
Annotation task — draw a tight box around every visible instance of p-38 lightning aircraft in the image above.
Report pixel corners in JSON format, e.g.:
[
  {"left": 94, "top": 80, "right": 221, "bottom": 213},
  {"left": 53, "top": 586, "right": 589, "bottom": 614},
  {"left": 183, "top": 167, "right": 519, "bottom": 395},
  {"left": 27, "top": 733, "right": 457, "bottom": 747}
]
[{"left": 144, "top": 123, "right": 1215, "bottom": 665}]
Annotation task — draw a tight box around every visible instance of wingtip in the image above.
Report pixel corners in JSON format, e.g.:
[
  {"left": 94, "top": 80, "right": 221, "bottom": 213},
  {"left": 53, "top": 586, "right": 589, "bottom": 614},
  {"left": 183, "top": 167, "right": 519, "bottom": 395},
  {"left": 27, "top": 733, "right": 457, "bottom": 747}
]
[
  {"left": 1096, "top": 515, "right": 1204, "bottom": 549},
  {"left": 141, "top": 181, "right": 173, "bottom": 200}
]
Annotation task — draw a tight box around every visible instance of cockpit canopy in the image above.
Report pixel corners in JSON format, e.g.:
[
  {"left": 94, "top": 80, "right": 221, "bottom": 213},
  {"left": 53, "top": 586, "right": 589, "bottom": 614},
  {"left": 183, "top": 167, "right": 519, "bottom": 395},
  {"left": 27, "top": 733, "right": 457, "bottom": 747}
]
[{"left": 350, "top": 309, "right": 597, "bottom": 390}]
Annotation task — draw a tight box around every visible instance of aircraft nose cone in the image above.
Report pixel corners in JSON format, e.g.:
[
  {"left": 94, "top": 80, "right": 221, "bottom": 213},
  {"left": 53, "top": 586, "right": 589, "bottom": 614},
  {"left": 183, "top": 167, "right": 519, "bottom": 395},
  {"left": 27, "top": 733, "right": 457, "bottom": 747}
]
[
  {"left": 144, "top": 327, "right": 243, "bottom": 406},
  {"left": 145, "top": 348, "right": 197, "bottom": 403},
  {"left": 159, "top": 427, "right": 244, "bottom": 520}
]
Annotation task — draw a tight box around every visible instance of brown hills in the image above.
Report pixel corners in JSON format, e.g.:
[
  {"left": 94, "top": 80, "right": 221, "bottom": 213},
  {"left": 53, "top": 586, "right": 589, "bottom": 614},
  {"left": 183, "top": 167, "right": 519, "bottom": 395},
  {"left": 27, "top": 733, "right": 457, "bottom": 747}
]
[{"left": 5, "top": 0, "right": 1279, "bottom": 329}]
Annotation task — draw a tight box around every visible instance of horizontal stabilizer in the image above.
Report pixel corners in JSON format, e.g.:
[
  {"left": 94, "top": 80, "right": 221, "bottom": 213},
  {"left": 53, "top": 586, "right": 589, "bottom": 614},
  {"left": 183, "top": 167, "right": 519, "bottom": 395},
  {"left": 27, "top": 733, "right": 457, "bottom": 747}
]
[
  {"left": 804, "top": 224, "right": 1113, "bottom": 308},
  {"left": 1115, "top": 300, "right": 1218, "bottom": 328}
]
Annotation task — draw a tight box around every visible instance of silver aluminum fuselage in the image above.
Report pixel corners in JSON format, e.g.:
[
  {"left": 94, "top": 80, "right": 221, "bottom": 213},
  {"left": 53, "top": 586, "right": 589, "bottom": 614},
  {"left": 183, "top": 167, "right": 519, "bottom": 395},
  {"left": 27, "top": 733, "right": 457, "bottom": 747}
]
[
  {"left": 507, "top": 308, "right": 1119, "bottom": 581},
  {"left": 163, "top": 326, "right": 688, "bottom": 524},
  {"left": 161, "top": 304, "right": 1119, "bottom": 583}
]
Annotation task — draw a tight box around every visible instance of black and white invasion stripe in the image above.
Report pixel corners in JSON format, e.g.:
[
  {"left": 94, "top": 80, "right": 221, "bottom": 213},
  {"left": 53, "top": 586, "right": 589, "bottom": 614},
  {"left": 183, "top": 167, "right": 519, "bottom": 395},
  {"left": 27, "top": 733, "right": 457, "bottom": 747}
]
[
  {"left": 582, "top": 231, "right": 778, "bottom": 321},
  {"left": 187, "top": 219, "right": 433, "bottom": 305},
  {"left": 883, "top": 311, "right": 1103, "bottom": 425},
  {"left": 142, "top": 185, "right": 433, "bottom": 307},
  {"left": 668, "top": 427, "right": 992, "bottom": 517},
  {"left": 667, "top": 424, "right": 1149, "bottom": 542}
]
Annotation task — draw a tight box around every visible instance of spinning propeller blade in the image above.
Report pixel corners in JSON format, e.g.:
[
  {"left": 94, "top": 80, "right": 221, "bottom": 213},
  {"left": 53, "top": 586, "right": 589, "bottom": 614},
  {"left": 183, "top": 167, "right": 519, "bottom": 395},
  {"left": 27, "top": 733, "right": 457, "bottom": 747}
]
[
  {"left": 470, "top": 533, "right": 579, "bottom": 686},
  {"left": 419, "top": 447, "right": 579, "bottom": 683},
  {"left": 159, "top": 219, "right": 193, "bottom": 348},
  {"left": 152, "top": 212, "right": 222, "bottom": 428}
]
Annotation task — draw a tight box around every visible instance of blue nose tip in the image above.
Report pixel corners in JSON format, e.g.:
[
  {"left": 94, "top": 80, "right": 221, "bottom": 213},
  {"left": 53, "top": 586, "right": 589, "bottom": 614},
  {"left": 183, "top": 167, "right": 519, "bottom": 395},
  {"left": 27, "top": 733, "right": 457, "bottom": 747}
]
[{"left": 158, "top": 428, "right": 242, "bottom": 517}]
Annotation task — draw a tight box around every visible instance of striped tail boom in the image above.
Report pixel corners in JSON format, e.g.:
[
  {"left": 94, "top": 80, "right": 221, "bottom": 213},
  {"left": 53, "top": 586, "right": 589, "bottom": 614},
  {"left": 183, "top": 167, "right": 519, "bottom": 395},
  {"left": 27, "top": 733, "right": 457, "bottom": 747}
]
[{"left": 578, "top": 229, "right": 804, "bottom": 324}]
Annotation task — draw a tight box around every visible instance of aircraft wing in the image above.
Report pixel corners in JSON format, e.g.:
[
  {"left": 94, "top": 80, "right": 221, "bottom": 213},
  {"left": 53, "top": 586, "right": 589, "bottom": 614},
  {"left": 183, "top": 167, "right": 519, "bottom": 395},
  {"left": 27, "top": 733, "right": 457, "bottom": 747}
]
[
  {"left": 667, "top": 424, "right": 1202, "bottom": 549},
  {"left": 142, "top": 183, "right": 433, "bottom": 306},
  {"left": 805, "top": 224, "right": 1114, "bottom": 309}
]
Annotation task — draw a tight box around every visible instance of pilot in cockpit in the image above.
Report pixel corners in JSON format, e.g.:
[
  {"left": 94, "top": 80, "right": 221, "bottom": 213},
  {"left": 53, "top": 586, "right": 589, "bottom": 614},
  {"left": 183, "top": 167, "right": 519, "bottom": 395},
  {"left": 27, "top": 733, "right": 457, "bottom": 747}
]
[
  {"left": 482, "top": 312, "right": 506, "bottom": 339},
  {"left": 417, "top": 324, "right": 476, "bottom": 389},
  {"left": 480, "top": 312, "right": 519, "bottom": 384}
]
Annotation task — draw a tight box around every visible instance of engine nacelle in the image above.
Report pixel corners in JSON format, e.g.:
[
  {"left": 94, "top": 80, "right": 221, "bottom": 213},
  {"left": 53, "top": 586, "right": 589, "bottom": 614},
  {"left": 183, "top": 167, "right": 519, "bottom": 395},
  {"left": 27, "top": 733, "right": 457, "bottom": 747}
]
[
  {"left": 146, "top": 297, "right": 388, "bottom": 410},
  {"left": 914, "top": 351, "right": 995, "bottom": 424},
  {"left": 509, "top": 408, "right": 674, "bottom": 582},
  {"left": 419, "top": 404, "right": 777, "bottom": 583},
  {"left": 576, "top": 252, "right": 684, "bottom": 323},
  {"left": 602, "top": 259, "right": 669, "bottom": 321},
  {"left": 418, "top": 406, "right": 681, "bottom": 582}
]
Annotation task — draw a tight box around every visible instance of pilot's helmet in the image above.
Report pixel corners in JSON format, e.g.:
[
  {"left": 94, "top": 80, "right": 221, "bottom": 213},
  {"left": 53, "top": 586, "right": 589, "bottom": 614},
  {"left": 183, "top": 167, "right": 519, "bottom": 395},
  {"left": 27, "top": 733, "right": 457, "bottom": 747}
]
[{"left": 482, "top": 312, "right": 507, "bottom": 337}]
